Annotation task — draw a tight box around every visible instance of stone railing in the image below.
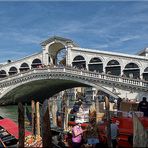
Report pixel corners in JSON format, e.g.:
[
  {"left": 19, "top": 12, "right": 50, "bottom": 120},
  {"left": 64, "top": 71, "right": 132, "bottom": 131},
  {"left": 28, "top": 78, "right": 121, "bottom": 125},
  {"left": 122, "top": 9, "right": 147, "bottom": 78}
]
[
  {"left": 0, "top": 66, "right": 147, "bottom": 91},
  {"left": 47, "top": 67, "right": 148, "bottom": 89}
]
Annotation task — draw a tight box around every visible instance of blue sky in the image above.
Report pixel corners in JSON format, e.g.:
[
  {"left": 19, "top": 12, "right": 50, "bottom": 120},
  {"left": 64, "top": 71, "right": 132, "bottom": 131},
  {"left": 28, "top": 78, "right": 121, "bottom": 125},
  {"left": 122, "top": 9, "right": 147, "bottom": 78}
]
[{"left": 0, "top": 1, "right": 148, "bottom": 63}]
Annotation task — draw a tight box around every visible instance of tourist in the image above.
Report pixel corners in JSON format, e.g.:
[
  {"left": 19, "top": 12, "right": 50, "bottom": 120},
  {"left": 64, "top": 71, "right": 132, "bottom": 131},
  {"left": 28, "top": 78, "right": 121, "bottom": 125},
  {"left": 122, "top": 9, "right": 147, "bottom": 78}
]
[
  {"left": 110, "top": 119, "right": 119, "bottom": 148},
  {"left": 72, "top": 120, "right": 85, "bottom": 148},
  {"left": 57, "top": 134, "right": 68, "bottom": 148},
  {"left": 72, "top": 102, "right": 79, "bottom": 113},
  {"left": 138, "top": 97, "right": 148, "bottom": 117},
  {"left": 117, "top": 98, "right": 122, "bottom": 110},
  {"left": 85, "top": 123, "right": 99, "bottom": 148},
  {"left": 75, "top": 101, "right": 86, "bottom": 123},
  {"left": 56, "top": 110, "right": 62, "bottom": 127}
]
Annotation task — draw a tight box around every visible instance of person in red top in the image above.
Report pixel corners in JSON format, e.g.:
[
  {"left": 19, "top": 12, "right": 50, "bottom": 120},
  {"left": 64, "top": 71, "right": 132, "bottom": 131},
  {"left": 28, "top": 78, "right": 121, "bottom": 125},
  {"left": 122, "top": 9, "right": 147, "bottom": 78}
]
[{"left": 138, "top": 97, "right": 148, "bottom": 117}]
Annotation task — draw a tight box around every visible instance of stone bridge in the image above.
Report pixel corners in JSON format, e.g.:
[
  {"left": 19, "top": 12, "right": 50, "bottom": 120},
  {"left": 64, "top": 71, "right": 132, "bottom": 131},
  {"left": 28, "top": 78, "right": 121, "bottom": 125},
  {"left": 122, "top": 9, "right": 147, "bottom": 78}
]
[
  {"left": 0, "top": 36, "right": 148, "bottom": 105},
  {"left": 0, "top": 67, "right": 147, "bottom": 105}
]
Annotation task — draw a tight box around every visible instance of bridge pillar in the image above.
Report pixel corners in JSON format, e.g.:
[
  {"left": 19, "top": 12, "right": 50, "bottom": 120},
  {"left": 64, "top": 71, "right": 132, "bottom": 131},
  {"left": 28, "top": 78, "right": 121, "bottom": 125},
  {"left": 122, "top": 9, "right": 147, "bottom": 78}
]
[
  {"left": 66, "top": 46, "right": 73, "bottom": 67},
  {"left": 42, "top": 47, "right": 49, "bottom": 66},
  {"left": 49, "top": 54, "right": 54, "bottom": 65},
  {"left": 103, "top": 65, "right": 106, "bottom": 74},
  {"left": 120, "top": 66, "right": 124, "bottom": 77},
  {"left": 92, "top": 87, "right": 96, "bottom": 100},
  {"left": 140, "top": 67, "right": 144, "bottom": 80}
]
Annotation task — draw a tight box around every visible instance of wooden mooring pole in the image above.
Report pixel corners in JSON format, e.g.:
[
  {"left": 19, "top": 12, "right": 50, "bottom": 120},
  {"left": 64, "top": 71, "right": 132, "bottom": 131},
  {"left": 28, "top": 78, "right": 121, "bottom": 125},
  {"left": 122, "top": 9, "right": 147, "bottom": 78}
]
[
  {"left": 104, "top": 96, "right": 112, "bottom": 148},
  {"left": 36, "top": 101, "right": 40, "bottom": 136},
  {"left": 95, "top": 92, "right": 99, "bottom": 123},
  {"left": 18, "top": 102, "right": 25, "bottom": 148},
  {"left": 51, "top": 98, "right": 58, "bottom": 127},
  {"left": 31, "top": 100, "right": 36, "bottom": 135},
  {"left": 42, "top": 99, "right": 52, "bottom": 147},
  {"left": 63, "top": 91, "right": 68, "bottom": 131},
  {"left": 61, "top": 92, "right": 66, "bottom": 130}
]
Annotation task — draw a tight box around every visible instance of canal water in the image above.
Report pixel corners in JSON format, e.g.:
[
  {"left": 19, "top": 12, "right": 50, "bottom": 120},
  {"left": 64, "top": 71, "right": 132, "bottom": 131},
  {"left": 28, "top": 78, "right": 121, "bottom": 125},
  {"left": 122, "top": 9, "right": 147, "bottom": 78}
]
[
  {"left": 0, "top": 100, "right": 62, "bottom": 123},
  {"left": 0, "top": 99, "right": 63, "bottom": 128},
  {"left": 0, "top": 99, "right": 74, "bottom": 131},
  {"left": 0, "top": 105, "right": 18, "bottom": 123},
  {"left": 0, "top": 105, "right": 32, "bottom": 131}
]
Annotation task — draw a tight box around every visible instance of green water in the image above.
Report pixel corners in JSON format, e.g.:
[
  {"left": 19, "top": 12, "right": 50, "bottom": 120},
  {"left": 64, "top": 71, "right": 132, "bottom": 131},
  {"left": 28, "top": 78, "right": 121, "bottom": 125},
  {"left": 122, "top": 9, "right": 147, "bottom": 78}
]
[
  {"left": 0, "top": 105, "right": 32, "bottom": 131},
  {"left": 0, "top": 99, "right": 70, "bottom": 131},
  {"left": 0, "top": 105, "right": 18, "bottom": 123}
]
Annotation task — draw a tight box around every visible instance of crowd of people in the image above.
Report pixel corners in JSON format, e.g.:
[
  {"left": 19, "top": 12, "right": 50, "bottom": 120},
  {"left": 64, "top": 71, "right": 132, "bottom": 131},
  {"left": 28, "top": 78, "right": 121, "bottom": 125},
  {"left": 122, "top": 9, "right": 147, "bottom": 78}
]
[
  {"left": 57, "top": 96, "right": 148, "bottom": 148},
  {"left": 70, "top": 96, "right": 148, "bottom": 148}
]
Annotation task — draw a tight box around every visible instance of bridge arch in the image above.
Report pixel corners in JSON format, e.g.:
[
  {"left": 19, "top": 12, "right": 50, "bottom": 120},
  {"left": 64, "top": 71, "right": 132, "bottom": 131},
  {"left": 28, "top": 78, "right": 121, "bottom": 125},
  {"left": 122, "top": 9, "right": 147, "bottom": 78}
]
[
  {"left": 0, "top": 70, "right": 7, "bottom": 78},
  {"left": 8, "top": 66, "right": 18, "bottom": 75},
  {"left": 88, "top": 57, "right": 103, "bottom": 73},
  {"left": 72, "top": 55, "right": 86, "bottom": 69},
  {"left": 143, "top": 67, "right": 148, "bottom": 81},
  {"left": 0, "top": 69, "right": 119, "bottom": 104},
  {"left": 47, "top": 42, "right": 67, "bottom": 65},
  {"left": 105, "top": 59, "right": 121, "bottom": 76},
  {"left": 123, "top": 62, "right": 140, "bottom": 79},
  {"left": 31, "top": 58, "right": 42, "bottom": 68},
  {"left": 55, "top": 48, "right": 67, "bottom": 66},
  {"left": 19, "top": 63, "right": 30, "bottom": 72}
]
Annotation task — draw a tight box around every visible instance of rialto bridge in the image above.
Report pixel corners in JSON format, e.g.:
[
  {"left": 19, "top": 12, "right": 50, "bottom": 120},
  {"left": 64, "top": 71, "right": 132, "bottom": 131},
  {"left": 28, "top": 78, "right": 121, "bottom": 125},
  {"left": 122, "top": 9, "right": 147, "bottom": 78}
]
[{"left": 0, "top": 36, "right": 148, "bottom": 105}]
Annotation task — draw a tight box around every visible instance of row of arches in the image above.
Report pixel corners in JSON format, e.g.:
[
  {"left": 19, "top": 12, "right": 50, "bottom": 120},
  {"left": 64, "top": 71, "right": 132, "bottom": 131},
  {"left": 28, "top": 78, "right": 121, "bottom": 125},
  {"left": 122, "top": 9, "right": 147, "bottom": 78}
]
[
  {"left": 0, "top": 58, "right": 42, "bottom": 78},
  {"left": 0, "top": 55, "right": 147, "bottom": 81},
  {"left": 72, "top": 55, "right": 148, "bottom": 81}
]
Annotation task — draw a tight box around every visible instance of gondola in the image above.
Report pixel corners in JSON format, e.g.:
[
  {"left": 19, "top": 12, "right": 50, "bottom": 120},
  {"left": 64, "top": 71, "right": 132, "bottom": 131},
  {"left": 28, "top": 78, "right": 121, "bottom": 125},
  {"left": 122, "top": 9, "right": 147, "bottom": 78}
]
[{"left": 0, "top": 116, "right": 31, "bottom": 147}]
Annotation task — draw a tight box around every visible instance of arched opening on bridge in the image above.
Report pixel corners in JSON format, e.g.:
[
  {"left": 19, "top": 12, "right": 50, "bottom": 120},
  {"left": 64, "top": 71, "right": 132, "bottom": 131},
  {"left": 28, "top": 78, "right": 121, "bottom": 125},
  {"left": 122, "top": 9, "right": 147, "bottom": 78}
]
[
  {"left": 123, "top": 62, "right": 140, "bottom": 79},
  {"left": 8, "top": 67, "right": 18, "bottom": 75},
  {"left": 31, "top": 58, "right": 42, "bottom": 69},
  {"left": 143, "top": 67, "right": 148, "bottom": 81},
  {"left": 55, "top": 48, "right": 66, "bottom": 66},
  {"left": 19, "top": 63, "right": 30, "bottom": 72},
  {"left": 88, "top": 57, "right": 103, "bottom": 72},
  {"left": 48, "top": 42, "right": 66, "bottom": 66},
  {"left": 0, "top": 70, "right": 7, "bottom": 78},
  {"left": 105, "top": 60, "right": 121, "bottom": 76},
  {"left": 97, "top": 90, "right": 117, "bottom": 102},
  {"left": 72, "top": 55, "right": 86, "bottom": 69}
]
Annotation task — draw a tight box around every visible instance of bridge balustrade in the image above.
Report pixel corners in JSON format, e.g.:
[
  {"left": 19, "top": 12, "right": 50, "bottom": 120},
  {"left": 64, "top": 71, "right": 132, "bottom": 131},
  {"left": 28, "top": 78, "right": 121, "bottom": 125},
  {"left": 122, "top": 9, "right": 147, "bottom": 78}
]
[
  {"left": 142, "top": 81, "right": 148, "bottom": 87},
  {"left": 0, "top": 67, "right": 147, "bottom": 91},
  {"left": 105, "top": 75, "right": 120, "bottom": 82},
  {"left": 63, "top": 67, "right": 146, "bottom": 88},
  {"left": 122, "top": 78, "right": 140, "bottom": 85}
]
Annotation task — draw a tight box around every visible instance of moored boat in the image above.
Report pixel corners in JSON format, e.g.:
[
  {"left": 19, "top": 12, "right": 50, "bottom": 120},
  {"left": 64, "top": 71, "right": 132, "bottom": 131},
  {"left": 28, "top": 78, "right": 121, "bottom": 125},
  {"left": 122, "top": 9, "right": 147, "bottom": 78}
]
[{"left": 0, "top": 116, "right": 31, "bottom": 147}]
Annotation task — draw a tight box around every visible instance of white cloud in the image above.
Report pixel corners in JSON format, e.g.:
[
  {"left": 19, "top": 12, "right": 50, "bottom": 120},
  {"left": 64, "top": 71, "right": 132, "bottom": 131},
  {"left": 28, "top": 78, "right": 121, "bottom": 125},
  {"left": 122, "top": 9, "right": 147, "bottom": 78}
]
[{"left": 119, "top": 35, "right": 140, "bottom": 42}]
